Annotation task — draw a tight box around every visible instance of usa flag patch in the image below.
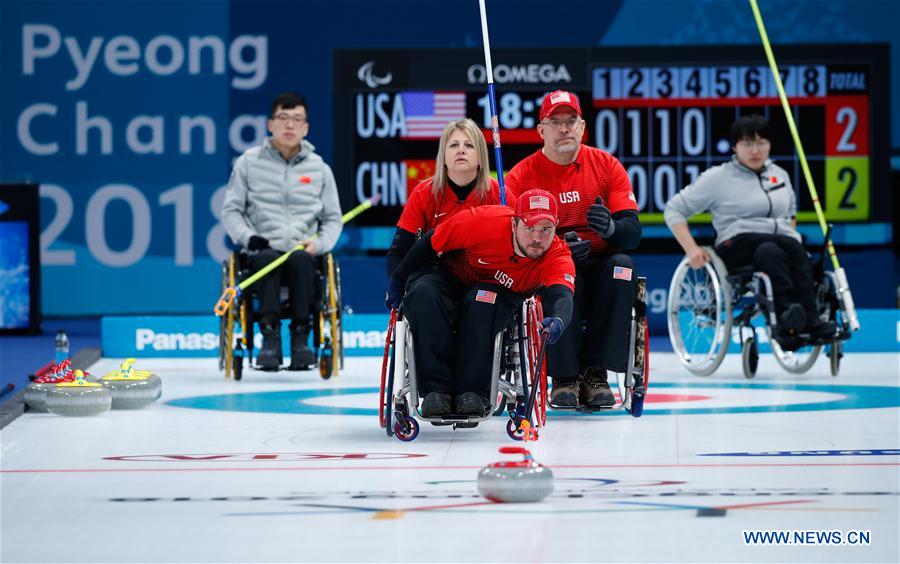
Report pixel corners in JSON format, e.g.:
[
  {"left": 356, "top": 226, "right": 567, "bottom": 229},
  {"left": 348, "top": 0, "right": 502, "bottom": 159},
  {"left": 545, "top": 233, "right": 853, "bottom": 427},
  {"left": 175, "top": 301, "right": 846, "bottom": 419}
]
[
  {"left": 613, "top": 266, "right": 632, "bottom": 281},
  {"left": 475, "top": 289, "right": 497, "bottom": 304},
  {"left": 564, "top": 273, "right": 575, "bottom": 284}
]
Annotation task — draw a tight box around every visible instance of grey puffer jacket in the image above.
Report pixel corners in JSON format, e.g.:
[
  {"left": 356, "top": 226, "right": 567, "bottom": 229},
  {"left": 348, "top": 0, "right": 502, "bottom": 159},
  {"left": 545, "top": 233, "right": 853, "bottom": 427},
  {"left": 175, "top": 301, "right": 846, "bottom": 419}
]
[
  {"left": 664, "top": 155, "right": 800, "bottom": 246},
  {"left": 222, "top": 138, "right": 343, "bottom": 254}
]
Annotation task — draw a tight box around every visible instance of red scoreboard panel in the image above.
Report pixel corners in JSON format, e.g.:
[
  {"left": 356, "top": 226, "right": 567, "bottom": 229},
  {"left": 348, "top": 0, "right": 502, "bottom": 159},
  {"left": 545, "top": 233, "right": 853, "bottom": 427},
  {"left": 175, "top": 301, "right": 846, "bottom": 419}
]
[{"left": 333, "top": 45, "right": 889, "bottom": 244}]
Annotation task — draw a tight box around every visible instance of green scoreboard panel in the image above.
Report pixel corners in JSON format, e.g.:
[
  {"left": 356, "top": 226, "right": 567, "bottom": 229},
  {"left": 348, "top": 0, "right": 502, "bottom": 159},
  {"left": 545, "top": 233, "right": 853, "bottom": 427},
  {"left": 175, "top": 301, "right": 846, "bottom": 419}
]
[{"left": 334, "top": 45, "right": 889, "bottom": 244}]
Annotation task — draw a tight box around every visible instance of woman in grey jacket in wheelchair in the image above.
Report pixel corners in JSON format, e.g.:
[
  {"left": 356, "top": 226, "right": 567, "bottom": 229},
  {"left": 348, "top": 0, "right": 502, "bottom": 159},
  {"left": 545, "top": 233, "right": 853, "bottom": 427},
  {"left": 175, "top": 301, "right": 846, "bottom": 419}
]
[{"left": 664, "top": 114, "right": 835, "bottom": 345}]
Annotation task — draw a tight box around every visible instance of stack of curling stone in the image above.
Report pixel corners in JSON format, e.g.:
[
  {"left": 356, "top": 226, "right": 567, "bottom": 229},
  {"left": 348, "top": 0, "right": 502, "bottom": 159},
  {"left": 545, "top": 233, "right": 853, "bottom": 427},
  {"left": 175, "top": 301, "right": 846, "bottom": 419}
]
[
  {"left": 46, "top": 370, "right": 111, "bottom": 417},
  {"left": 99, "top": 358, "right": 162, "bottom": 409},
  {"left": 477, "top": 446, "right": 554, "bottom": 503},
  {"left": 24, "top": 359, "right": 72, "bottom": 412}
]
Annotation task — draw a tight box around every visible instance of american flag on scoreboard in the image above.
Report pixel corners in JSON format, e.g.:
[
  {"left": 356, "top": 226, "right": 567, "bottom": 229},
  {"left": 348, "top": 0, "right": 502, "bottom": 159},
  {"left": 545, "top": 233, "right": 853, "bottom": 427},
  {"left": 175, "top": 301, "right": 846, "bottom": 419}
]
[{"left": 401, "top": 91, "right": 466, "bottom": 139}]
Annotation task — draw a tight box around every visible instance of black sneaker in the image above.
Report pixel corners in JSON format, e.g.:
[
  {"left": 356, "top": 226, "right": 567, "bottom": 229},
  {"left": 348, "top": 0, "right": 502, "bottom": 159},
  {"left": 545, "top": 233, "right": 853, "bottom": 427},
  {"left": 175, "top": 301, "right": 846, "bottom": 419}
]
[
  {"left": 778, "top": 303, "right": 806, "bottom": 335},
  {"left": 550, "top": 379, "right": 578, "bottom": 407},
  {"left": 288, "top": 324, "right": 315, "bottom": 370},
  {"left": 580, "top": 367, "right": 615, "bottom": 407},
  {"left": 421, "top": 392, "right": 452, "bottom": 417},
  {"left": 806, "top": 318, "right": 837, "bottom": 340},
  {"left": 455, "top": 392, "right": 489, "bottom": 417},
  {"left": 257, "top": 323, "right": 282, "bottom": 371}
]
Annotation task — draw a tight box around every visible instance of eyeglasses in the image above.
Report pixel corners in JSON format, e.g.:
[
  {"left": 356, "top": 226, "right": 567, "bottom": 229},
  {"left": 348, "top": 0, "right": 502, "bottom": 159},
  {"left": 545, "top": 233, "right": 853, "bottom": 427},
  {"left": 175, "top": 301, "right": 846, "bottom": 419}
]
[
  {"left": 523, "top": 225, "right": 555, "bottom": 236},
  {"left": 272, "top": 113, "right": 307, "bottom": 125},
  {"left": 541, "top": 117, "right": 580, "bottom": 130},
  {"left": 736, "top": 139, "right": 770, "bottom": 150}
]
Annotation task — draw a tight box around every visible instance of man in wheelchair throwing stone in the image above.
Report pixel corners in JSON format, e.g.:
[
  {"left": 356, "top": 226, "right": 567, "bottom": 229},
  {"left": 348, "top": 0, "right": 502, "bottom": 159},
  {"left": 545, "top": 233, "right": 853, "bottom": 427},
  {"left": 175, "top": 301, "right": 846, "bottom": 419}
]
[
  {"left": 385, "top": 189, "right": 575, "bottom": 418},
  {"left": 222, "top": 92, "right": 343, "bottom": 370},
  {"left": 664, "top": 114, "right": 836, "bottom": 349}
]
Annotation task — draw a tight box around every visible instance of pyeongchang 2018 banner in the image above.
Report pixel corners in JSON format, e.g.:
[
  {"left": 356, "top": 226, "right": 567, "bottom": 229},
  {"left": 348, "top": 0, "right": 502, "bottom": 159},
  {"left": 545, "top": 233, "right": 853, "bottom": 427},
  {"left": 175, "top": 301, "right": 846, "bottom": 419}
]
[{"left": 0, "top": 1, "right": 276, "bottom": 314}]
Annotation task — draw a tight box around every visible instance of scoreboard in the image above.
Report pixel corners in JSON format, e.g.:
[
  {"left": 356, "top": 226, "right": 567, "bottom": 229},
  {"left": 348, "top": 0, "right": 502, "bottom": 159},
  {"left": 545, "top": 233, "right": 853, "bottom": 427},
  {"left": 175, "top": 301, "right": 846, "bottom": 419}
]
[{"left": 333, "top": 45, "right": 889, "bottom": 244}]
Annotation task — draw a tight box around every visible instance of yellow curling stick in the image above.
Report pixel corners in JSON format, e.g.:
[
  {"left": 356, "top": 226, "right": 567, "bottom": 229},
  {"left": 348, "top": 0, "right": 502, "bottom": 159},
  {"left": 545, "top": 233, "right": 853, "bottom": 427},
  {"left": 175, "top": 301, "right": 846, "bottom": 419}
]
[
  {"left": 214, "top": 195, "right": 380, "bottom": 316},
  {"left": 749, "top": 0, "right": 859, "bottom": 331}
]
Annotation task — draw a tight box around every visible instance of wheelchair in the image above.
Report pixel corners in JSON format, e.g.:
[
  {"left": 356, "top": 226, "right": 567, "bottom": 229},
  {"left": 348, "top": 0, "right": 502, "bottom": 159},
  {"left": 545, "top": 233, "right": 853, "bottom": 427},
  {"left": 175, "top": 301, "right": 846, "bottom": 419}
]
[
  {"left": 667, "top": 243, "right": 852, "bottom": 379},
  {"left": 546, "top": 277, "right": 650, "bottom": 417},
  {"left": 218, "top": 250, "right": 344, "bottom": 381},
  {"left": 379, "top": 297, "right": 549, "bottom": 442}
]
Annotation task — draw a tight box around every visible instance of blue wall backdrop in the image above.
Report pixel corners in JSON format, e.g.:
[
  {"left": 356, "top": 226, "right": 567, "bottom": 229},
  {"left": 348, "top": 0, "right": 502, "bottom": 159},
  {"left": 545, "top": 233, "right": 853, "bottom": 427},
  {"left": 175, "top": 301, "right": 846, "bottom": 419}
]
[{"left": 1, "top": 0, "right": 896, "bottom": 318}]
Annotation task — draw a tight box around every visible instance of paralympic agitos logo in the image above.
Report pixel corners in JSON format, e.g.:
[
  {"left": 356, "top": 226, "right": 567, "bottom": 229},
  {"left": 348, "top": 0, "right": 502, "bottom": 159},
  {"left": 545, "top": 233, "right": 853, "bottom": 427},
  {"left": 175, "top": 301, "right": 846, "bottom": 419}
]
[{"left": 357, "top": 61, "right": 393, "bottom": 88}]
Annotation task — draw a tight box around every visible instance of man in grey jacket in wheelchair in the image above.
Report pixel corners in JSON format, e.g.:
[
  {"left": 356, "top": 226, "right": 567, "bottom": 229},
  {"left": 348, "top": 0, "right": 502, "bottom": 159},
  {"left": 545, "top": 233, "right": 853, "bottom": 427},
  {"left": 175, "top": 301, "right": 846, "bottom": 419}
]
[
  {"left": 222, "top": 92, "right": 343, "bottom": 370},
  {"left": 664, "top": 115, "right": 835, "bottom": 347}
]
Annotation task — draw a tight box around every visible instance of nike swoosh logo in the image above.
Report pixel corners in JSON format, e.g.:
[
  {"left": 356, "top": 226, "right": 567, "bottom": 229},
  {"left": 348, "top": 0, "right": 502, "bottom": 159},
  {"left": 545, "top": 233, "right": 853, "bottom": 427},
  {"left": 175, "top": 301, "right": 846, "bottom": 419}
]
[
  {"left": 477, "top": 258, "right": 490, "bottom": 265},
  {"left": 435, "top": 212, "right": 448, "bottom": 218}
]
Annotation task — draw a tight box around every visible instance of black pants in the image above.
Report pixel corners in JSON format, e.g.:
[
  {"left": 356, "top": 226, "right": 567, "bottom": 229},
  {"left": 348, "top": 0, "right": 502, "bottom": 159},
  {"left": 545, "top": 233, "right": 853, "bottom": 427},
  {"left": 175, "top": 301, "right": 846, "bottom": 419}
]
[
  {"left": 547, "top": 254, "right": 637, "bottom": 379},
  {"left": 403, "top": 268, "right": 521, "bottom": 399},
  {"left": 715, "top": 233, "right": 816, "bottom": 318},
  {"left": 246, "top": 249, "right": 318, "bottom": 326}
]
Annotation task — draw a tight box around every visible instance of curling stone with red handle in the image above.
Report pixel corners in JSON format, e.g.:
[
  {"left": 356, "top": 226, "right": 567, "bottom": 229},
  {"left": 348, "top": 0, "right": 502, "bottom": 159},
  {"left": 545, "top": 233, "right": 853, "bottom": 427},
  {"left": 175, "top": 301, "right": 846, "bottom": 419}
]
[{"left": 477, "top": 447, "right": 554, "bottom": 503}]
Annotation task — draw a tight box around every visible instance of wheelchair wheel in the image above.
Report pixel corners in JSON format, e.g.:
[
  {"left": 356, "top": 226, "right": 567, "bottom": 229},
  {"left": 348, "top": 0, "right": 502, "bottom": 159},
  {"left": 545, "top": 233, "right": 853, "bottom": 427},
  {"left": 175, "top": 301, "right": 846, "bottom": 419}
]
[
  {"left": 828, "top": 340, "right": 842, "bottom": 377},
  {"left": 218, "top": 260, "right": 229, "bottom": 372},
  {"left": 394, "top": 415, "right": 419, "bottom": 442},
  {"left": 622, "top": 279, "right": 650, "bottom": 418},
  {"left": 770, "top": 335, "right": 821, "bottom": 374},
  {"left": 378, "top": 311, "right": 396, "bottom": 430},
  {"left": 232, "top": 341, "right": 244, "bottom": 381},
  {"left": 741, "top": 337, "right": 758, "bottom": 379},
  {"left": 506, "top": 417, "right": 525, "bottom": 441},
  {"left": 220, "top": 255, "right": 237, "bottom": 379},
  {"left": 524, "top": 298, "right": 547, "bottom": 427},
  {"left": 318, "top": 341, "right": 334, "bottom": 379},
  {"left": 324, "top": 254, "right": 342, "bottom": 378},
  {"left": 333, "top": 259, "right": 345, "bottom": 371},
  {"left": 668, "top": 249, "right": 732, "bottom": 376}
]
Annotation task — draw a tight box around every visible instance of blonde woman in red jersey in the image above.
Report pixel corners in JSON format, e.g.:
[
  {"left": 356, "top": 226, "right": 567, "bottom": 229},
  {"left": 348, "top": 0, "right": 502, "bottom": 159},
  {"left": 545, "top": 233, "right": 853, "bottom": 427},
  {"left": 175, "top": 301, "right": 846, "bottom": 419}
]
[
  {"left": 385, "top": 118, "right": 513, "bottom": 417},
  {"left": 505, "top": 91, "right": 642, "bottom": 410}
]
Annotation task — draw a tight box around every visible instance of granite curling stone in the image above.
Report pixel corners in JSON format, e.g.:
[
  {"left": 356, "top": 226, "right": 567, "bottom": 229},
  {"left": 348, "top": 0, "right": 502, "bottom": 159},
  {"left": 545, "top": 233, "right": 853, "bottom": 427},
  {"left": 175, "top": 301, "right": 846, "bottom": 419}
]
[
  {"left": 101, "top": 358, "right": 162, "bottom": 407},
  {"left": 45, "top": 370, "right": 112, "bottom": 416},
  {"left": 477, "top": 447, "right": 554, "bottom": 503},
  {"left": 24, "top": 360, "right": 74, "bottom": 412}
]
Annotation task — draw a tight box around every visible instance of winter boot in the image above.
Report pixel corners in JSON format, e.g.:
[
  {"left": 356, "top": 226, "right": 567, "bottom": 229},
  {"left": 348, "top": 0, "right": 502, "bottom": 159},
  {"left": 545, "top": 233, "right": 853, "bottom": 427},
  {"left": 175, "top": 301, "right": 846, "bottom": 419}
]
[
  {"left": 580, "top": 367, "right": 615, "bottom": 407},
  {"left": 289, "top": 323, "right": 316, "bottom": 370},
  {"left": 549, "top": 378, "right": 579, "bottom": 407},
  {"left": 257, "top": 321, "right": 282, "bottom": 371}
]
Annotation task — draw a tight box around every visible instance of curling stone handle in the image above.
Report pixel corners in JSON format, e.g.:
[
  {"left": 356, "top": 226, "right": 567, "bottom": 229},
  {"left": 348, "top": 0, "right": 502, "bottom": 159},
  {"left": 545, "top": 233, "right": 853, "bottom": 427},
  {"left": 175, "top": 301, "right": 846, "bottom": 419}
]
[{"left": 498, "top": 447, "right": 532, "bottom": 460}]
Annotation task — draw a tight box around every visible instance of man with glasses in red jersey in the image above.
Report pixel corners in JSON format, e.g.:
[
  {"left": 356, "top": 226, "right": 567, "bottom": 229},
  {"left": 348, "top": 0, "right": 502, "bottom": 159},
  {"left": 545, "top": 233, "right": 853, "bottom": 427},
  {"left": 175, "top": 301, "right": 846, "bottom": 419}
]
[
  {"left": 223, "top": 92, "right": 343, "bottom": 371},
  {"left": 385, "top": 189, "right": 575, "bottom": 418},
  {"left": 505, "top": 90, "right": 642, "bottom": 410}
]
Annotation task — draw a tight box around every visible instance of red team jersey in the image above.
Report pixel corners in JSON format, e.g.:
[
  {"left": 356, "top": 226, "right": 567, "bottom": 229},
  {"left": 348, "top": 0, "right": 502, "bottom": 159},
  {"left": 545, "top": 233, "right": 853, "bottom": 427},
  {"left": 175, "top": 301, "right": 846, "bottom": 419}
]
[
  {"left": 431, "top": 206, "right": 576, "bottom": 295},
  {"left": 397, "top": 177, "right": 515, "bottom": 234},
  {"left": 505, "top": 145, "right": 638, "bottom": 254}
]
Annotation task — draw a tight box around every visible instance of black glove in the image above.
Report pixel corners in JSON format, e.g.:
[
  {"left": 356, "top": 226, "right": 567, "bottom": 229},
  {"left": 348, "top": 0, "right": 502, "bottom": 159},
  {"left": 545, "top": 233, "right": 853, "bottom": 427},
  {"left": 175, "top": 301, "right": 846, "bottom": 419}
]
[
  {"left": 385, "top": 278, "right": 403, "bottom": 310},
  {"left": 541, "top": 316, "right": 564, "bottom": 345},
  {"left": 247, "top": 235, "right": 270, "bottom": 252},
  {"left": 564, "top": 231, "right": 591, "bottom": 263},
  {"left": 587, "top": 197, "right": 615, "bottom": 239}
]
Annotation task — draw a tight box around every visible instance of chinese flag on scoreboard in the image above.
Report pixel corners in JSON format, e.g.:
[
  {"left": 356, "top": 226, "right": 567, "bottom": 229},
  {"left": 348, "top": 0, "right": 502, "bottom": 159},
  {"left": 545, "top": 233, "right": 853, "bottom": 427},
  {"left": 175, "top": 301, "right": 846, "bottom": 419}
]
[{"left": 405, "top": 160, "right": 436, "bottom": 198}]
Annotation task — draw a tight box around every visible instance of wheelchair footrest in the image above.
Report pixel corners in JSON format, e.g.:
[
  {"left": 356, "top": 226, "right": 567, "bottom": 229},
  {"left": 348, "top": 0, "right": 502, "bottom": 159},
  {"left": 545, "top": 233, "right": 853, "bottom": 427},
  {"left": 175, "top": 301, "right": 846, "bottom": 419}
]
[{"left": 548, "top": 402, "right": 616, "bottom": 413}]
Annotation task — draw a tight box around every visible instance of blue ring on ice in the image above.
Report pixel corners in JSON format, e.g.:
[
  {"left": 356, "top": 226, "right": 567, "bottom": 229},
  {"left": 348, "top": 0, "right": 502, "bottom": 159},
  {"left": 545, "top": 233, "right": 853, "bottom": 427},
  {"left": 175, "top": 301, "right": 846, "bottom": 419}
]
[{"left": 167, "top": 382, "right": 900, "bottom": 416}]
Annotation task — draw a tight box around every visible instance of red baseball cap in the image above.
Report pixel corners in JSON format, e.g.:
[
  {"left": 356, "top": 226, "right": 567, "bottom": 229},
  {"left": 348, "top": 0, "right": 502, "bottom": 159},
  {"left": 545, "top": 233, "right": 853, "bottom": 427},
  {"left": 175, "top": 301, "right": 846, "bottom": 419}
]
[
  {"left": 539, "top": 90, "right": 582, "bottom": 121},
  {"left": 515, "top": 189, "right": 558, "bottom": 226}
]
